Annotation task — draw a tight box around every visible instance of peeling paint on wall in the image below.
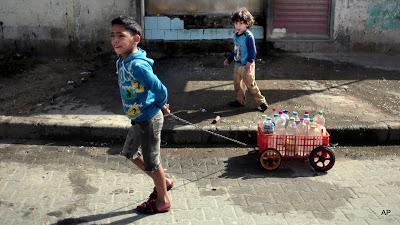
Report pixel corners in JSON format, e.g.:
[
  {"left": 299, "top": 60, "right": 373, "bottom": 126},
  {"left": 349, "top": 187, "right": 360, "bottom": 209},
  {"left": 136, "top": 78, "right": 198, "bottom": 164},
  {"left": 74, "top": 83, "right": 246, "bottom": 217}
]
[{"left": 367, "top": 0, "right": 400, "bottom": 30}]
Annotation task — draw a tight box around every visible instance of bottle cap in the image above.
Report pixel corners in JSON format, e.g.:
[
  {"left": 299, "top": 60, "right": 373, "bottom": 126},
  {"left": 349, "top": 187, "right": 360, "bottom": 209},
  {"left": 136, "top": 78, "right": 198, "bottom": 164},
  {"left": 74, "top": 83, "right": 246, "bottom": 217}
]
[
  {"left": 289, "top": 117, "right": 295, "bottom": 121},
  {"left": 292, "top": 111, "right": 298, "bottom": 115},
  {"left": 310, "top": 124, "right": 317, "bottom": 128}
]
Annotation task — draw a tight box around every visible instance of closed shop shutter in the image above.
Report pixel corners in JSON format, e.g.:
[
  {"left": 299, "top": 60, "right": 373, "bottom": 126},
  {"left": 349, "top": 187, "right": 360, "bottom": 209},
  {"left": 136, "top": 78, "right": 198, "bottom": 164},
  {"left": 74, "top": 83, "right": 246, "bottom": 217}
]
[{"left": 268, "top": 0, "right": 333, "bottom": 40}]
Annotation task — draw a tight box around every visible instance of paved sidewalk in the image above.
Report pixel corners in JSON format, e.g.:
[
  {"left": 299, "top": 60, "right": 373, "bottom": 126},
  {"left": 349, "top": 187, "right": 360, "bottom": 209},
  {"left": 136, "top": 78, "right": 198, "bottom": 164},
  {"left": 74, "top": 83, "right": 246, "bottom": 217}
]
[
  {"left": 0, "top": 53, "right": 399, "bottom": 146},
  {"left": 0, "top": 142, "right": 399, "bottom": 225}
]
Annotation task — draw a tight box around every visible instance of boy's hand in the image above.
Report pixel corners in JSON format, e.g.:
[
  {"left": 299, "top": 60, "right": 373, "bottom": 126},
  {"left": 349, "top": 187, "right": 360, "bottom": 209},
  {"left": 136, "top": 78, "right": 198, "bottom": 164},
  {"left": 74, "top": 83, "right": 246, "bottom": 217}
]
[
  {"left": 224, "top": 59, "right": 230, "bottom": 66},
  {"left": 161, "top": 104, "right": 170, "bottom": 116},
  {"left": 245, "top": 62, "right": 253, "bottom": 73}
]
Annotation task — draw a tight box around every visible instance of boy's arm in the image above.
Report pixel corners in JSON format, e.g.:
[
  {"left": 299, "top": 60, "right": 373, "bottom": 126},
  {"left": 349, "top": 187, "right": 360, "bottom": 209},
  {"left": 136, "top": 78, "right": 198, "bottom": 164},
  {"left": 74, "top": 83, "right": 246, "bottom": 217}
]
[
  {"left": 245, "top": 35, "right": 256, "bottom": 63},
  {"left": 225, "top": 36, "right": 235, "bottom": 64},
  {"left": 226, "top": 52, "right": 235, "bottom": 64},
  {"left": 136, "top": 64, "right": 168, "bottom": 109}
]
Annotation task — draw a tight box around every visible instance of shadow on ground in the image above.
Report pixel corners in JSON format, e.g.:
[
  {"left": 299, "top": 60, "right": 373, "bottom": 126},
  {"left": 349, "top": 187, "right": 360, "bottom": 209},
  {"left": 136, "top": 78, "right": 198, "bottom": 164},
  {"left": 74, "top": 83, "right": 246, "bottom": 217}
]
[
  {"left": 219, "top": 150, "right": 324, "bottom": 178},
  {"left": 52, "top": 209, "right": 149, "bottom": 225}
]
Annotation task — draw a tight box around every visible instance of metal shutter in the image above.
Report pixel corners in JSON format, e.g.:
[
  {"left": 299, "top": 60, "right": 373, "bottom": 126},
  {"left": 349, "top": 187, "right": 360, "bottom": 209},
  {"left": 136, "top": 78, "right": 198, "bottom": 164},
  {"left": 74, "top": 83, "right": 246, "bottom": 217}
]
[{"left": 269, "top": 0, "right": 331, "bottom": 39}]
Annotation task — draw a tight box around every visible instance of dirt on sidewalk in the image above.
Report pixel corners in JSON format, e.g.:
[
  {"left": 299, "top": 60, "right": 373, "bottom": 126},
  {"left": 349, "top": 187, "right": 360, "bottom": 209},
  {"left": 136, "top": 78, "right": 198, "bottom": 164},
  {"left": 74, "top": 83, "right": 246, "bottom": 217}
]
[{"left": 1, "top": 52, "right": 399, "bottom": 122}]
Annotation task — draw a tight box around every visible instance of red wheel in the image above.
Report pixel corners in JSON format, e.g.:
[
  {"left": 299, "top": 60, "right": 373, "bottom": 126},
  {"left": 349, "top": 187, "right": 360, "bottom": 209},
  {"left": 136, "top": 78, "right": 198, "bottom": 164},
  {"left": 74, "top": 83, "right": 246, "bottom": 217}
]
[
  {"left": 259, "top": 149, "right": 282, "bottom": 171},
  {"left": 309, "top": 146, "right": 335, "bottom": 172}
]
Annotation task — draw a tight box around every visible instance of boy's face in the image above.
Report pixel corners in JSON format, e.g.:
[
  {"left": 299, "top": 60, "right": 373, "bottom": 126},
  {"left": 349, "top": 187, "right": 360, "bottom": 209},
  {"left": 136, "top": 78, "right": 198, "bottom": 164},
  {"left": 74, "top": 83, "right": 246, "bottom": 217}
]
[
  {"left": 111, "top": 25, "right": 140, "bottom": 58},
  {"left": 233, "top": 21, "right": 248, "bottom": 35}
]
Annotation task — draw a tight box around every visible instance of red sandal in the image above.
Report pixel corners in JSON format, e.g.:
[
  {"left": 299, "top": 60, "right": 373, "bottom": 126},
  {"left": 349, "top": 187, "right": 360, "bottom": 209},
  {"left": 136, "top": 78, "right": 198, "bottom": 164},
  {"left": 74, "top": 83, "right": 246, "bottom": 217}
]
[
  {"left": 148, "top": 180, "right": 174, "bottom": 200},
  {"left": 136, "top": 199, "right": 170, "bottom": 214}
]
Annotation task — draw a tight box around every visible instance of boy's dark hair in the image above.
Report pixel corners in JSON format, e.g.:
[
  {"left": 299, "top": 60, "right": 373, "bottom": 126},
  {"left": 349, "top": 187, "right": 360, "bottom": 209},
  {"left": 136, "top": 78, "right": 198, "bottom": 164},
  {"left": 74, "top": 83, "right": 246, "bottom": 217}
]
[
  {"left": 231, "top": 8, "right": 255, "bottom": 28},
  {"left": 111, "top": 15, "right": 142, "bottom": 36}
]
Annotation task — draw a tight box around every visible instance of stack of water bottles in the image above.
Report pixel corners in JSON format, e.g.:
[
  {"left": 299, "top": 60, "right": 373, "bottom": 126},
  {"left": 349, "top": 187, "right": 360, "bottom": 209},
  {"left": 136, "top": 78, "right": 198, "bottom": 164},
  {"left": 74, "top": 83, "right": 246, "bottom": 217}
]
[{"left": 260, "top": 108, "right": 327, "bottom": 156}]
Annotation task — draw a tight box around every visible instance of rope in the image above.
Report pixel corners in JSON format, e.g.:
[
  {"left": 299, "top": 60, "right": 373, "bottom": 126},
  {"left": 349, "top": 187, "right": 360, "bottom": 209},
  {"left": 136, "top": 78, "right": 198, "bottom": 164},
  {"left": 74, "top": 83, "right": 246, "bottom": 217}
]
[{"left": 169, "top": 113, "right": 247, "bottom": 147}]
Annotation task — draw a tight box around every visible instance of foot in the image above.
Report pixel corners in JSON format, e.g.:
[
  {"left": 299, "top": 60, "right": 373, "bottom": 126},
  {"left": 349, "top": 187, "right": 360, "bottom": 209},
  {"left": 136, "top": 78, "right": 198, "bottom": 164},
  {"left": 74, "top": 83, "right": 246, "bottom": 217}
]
[
  {"left": 228, "top": 100, "right": 245, "bottom": 107},
  {"left": 256, "top": 103, "right": 268, "bottom": 112},
  {"left": 136, "top": 199, "right": 170, "bottom": 214},
  {"left": 148, "top": 179, "right": 174, "bottom": 200}
]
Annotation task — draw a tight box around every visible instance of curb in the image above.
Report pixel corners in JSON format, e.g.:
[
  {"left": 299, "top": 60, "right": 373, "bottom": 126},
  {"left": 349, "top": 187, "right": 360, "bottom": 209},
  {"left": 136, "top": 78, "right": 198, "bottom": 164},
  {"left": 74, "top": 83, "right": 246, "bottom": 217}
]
[{"left": 1, "top": 116, "right": 399, "bottom": 146}]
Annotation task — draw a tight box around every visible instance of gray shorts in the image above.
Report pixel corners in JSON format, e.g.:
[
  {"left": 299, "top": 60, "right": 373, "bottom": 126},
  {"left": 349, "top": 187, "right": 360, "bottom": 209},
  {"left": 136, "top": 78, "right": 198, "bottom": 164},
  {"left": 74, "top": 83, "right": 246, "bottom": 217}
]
[{"left": 120, "top": 111, "right": 164, "bottom": 172}]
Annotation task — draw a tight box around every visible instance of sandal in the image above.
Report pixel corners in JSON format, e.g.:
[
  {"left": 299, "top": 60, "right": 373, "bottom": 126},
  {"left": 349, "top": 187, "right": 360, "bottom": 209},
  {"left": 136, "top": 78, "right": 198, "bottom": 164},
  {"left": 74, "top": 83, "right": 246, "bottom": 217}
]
[
  {"left": 136, "top": 199, "right": 170, "bottom": 214},
  {"left": 148, "top": 180, "right": 174, "bottom": 200}
]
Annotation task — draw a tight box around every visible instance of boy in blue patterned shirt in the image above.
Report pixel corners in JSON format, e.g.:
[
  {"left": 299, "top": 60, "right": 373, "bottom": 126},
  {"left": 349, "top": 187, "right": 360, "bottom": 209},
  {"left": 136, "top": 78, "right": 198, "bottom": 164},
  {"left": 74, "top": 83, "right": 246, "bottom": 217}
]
[
  {"left": 111, "top": 16, "right": 172, "bottom": 214},
  {"left": 224, "top": 8, "right": 268, "bottom": 112}
]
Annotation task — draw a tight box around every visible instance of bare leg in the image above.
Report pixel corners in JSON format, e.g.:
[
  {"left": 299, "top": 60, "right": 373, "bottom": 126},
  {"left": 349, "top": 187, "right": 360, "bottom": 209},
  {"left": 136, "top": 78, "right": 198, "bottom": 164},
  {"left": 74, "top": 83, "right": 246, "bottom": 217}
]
[
  {"left": 131, "top": 156, "right": 171, "bottom": 209},
  {"left": 150, "top": 164, "right": 170, "bottom": 209}
]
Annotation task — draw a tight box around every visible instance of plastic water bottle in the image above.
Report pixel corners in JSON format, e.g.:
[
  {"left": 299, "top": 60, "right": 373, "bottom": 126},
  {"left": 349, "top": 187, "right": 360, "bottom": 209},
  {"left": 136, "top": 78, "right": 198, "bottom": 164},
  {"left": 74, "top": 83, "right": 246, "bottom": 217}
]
[
  {"left": 309, "top": 118, "right": 317, "bottom": 128},
  {"left": 286, "top": 117, "right": 299, "bottom": 156},
  {"left": 307, "top": 124, "right": 322, "bottom": 152},
  {"left": 275, "top": 112, "right": 286, "bottom": 135},
  {"left": 313, "top": 110, "right": 326, "bottom": 135},
  {"left": 303, "top": 111, "right": 310, "bottom": 125},
  {"left": 262, "top": 116, "right": 275, "bottom": 148},
  {"left": 261, "top": 115, "right": 267, "bottom": 133},
  {"left": 297, "top": 118, "right": 308, "bottom": 156},
  {"left": 286, "top": 117, "right": 299, "bottom": 135},
  {"left": 262, "top": 116, "right": 275, "bottom": 134},
  {"left": 274, "top": 112, "right": 286, "bottom": 148},
  {"left": 282, "top": 109, "right": 290, "bottom": 127},
  {"left": 297, "top": 118, "right": 308, "bottom": 136},
  {"left": 292, "top": 111, "right": 300, "bottom": 125},
  {"left": 272, "top": 113, "right": 279, "bottom": 126}
]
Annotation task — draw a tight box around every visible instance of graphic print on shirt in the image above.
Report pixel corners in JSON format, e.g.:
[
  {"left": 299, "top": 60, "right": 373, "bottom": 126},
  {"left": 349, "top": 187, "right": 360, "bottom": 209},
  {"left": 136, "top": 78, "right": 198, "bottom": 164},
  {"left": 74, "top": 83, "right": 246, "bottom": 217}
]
[
  {"left": 118, "top": 60, "right": 146, "bottom": 120},
  {"left": 127, "top": 104, "right": 141, "bottom": 118},
  {"left": 131, "top": 80, "right": 145, "bottom": 93},
  {"left": 234, "top": 43, "right": 241, "bottom": 62}
]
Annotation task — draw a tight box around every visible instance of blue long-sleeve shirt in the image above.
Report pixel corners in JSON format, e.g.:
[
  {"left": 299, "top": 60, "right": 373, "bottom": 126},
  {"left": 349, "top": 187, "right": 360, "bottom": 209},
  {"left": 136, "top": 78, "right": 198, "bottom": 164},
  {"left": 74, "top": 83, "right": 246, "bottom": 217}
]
[
  {"left": 116, "top": 48, "right": 168, "bottom": 122},
  {"left": 227, "top": 30, "right": 256, "bottom": 65}
]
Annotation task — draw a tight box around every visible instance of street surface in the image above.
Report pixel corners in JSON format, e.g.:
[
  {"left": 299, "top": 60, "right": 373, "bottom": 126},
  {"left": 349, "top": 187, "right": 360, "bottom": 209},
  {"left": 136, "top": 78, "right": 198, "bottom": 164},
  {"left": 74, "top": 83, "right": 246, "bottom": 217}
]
[{"left": 0, "top": 140, "right": 399, "bottom": 225}]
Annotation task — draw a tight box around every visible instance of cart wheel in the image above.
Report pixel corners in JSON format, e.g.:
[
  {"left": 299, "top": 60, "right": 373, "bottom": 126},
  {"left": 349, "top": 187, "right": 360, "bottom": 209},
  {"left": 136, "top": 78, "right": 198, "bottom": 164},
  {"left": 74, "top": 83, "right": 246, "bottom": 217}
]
[
  {"left": 260, "top": 149, "right": 282, "bottom": 171},
  {"left": 309, "top": 146, "right": 335, "bottom": 172}
]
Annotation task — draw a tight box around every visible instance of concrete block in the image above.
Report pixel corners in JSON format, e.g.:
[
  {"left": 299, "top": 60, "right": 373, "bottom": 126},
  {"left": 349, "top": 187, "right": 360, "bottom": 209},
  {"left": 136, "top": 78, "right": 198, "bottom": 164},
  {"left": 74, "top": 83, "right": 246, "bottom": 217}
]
[
  {"left": 151, "top": 29, "right": 164, "bottom": 40},
  {"left": 164, "top": 30, "right": 178, "bottom": 40},
  {"left": 157, "top": 16, "right": 171, "bottom": 29},
  {"left": 177, "top": 30, "right": 191, "bottom": 40},
  {"left": 190, "top": 29, "right": 204, "bottom": 40},
  {"left": 203, "top": 29, "right": 218, "bottom": 40},
  {"left": 144, "top": 29, "right": 152, "bottom": 39},
  {"left": 251, "top": 26, "right": 264, "bottom": 39},
  {"left": 171, "top": 18, "right": 184, "bottom": 30},
  {"left": 144, "top": 16, "right": 157, "bottom": 30},
  {"left": 217, "top": 29, "right": 234, "bottom": 39}
]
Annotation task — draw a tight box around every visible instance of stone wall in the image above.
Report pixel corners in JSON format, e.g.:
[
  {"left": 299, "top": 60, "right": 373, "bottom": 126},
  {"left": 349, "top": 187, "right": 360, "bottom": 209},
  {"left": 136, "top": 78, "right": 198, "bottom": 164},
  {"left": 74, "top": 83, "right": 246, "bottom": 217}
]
[
  {"left": 0, "top": 0, "right": 136, "bottom": 56},
  {"left": 1, "top": 0, "right": 399, "bottom": 55},
  {"left": 334, "top": 0, "right": 400, "bottom": 53}
]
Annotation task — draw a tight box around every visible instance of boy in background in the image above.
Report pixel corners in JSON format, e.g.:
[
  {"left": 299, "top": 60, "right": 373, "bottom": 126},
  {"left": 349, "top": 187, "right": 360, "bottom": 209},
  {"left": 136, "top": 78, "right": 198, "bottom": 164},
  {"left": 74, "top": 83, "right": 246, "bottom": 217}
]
[
  {"left": 224, "top": 8, "right": 268, "bottom": 112},
  {"left": 111, "top": 16, "right": 172, "bottom": 214}
]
